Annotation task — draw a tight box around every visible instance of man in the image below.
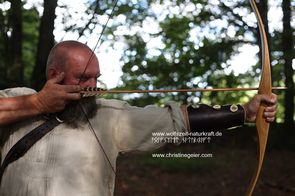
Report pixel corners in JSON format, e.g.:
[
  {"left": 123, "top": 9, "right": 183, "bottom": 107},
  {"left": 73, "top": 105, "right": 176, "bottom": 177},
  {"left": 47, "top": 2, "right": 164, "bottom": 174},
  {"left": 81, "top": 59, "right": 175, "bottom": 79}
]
[
  {"left": 0, "top": 40, "right": 277, "bottom": 196},
  {"left": 0, "top": 73, "right": 81, "bottom": 126}
]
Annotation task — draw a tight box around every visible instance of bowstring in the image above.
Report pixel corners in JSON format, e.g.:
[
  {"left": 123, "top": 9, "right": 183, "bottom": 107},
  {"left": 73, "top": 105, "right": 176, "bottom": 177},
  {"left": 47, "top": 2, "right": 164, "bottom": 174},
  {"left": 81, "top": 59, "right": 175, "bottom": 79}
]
[
  {"left": 77, "top": 0, "right": 119, "bottom": 175},
  {"left": 78, "top": 0, "right": 119, "bottom": 85}
]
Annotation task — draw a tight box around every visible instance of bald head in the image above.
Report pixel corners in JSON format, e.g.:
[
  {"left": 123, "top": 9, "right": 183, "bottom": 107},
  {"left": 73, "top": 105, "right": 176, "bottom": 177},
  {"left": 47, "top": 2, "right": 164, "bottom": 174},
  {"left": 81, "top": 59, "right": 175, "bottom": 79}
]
[
  {"left": 46, "top": 40, "right": 93, "bottom": 78},
  {"left": 46, "top": 40, "right": 100, "bottom": 87}
]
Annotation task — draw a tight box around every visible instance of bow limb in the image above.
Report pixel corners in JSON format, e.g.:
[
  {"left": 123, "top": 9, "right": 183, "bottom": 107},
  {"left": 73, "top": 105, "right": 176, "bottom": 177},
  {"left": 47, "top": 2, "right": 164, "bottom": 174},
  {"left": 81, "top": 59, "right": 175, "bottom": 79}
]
[{"left": 247, "top": 0, "right": 272, "bottom": 195}]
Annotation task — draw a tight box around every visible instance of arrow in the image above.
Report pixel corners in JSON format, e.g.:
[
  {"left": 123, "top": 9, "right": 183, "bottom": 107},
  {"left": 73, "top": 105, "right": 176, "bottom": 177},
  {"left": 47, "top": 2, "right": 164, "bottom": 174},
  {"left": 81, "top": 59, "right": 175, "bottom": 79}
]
[{"left": 81, "top": 86, "right": 286, "bottom": 97}]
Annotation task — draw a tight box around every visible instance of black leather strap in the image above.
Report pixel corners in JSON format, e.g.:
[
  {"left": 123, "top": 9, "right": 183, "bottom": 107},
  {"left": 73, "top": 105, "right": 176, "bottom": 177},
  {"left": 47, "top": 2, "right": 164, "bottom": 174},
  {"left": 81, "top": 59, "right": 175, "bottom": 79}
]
[
  {"left": 187, "top": 104, "right": 245, "bottom": 132},
  {"left": 0, "top": 117, "right": 61, "bottom": 185}
]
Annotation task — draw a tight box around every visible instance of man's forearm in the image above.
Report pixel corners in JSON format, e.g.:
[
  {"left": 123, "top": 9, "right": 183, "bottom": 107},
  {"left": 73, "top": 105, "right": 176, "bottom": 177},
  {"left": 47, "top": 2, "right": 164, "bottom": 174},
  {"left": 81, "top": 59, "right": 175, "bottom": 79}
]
[
  {"left": 0, "top": 94, "right": 41, "bottom": 126},
  {"left": 181, "top": 104, "right": 245, "bottom": 132}
]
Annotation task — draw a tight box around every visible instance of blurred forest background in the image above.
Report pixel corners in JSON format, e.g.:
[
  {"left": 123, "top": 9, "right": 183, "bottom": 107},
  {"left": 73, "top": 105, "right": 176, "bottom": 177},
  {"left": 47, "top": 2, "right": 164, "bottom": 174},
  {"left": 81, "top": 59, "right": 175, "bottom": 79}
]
[{"left": 0, "top": 0, "right": 294, "bottom": 195}]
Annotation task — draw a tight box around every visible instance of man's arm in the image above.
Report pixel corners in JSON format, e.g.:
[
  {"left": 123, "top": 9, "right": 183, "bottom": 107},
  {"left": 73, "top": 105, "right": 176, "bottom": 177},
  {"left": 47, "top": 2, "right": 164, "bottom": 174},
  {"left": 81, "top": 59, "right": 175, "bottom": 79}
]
[
  {"left": 182, "top": 94, "right": 277, "bottom": 132},
  {"left": 0, "top": 73, "right": 81, "bottom": 126}
]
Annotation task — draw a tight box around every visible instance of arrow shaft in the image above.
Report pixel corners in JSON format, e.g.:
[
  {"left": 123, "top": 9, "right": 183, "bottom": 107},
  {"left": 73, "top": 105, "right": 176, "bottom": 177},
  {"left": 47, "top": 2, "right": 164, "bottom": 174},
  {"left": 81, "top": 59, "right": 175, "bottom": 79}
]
[{"left": 81, "top": 87, "right": 286, "bottom": 95}]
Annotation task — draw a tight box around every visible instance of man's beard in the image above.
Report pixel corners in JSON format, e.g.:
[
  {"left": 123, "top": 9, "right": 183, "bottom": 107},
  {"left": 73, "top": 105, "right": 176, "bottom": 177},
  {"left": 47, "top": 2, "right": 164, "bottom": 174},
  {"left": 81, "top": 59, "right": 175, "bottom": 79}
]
[{"left": 58, "top": 97, "right": 98, "bottom": 128}]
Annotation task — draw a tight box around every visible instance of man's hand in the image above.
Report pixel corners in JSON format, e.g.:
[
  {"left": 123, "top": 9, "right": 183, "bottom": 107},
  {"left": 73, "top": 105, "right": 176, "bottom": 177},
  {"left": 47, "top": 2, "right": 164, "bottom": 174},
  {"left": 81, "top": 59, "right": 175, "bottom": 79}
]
[
  {"left": 243, "top": 94, "right": 277, "bottom": 123},
  {"left": 34, "top": 72, "right": 81, "bottom": 113}
]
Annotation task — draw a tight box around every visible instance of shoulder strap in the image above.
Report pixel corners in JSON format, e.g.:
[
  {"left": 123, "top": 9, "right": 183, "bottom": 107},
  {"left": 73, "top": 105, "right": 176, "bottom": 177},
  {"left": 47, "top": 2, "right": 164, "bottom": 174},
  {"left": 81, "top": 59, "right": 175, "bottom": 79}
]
[{"left": 0, "top": 117, "right": 61, "bottom": 185}]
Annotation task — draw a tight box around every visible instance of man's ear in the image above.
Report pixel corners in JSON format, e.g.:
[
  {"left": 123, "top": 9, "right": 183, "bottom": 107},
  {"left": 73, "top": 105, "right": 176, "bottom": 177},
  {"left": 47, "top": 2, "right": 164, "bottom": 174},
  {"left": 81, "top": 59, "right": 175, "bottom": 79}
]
[{"left": 47, "top": 68, "right": 60, "bottom": 80}]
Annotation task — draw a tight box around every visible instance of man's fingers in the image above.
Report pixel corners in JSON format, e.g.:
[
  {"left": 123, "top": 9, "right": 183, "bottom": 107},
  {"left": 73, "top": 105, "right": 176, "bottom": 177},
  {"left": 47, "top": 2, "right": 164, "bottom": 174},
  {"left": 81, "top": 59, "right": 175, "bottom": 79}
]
[
  {"left": 266, "top": 117, "right": 275, "bottom": 122},
  {"left": 259, "top": 94, "right": 277, "bottom": 122},
  {"left": 244, "top": 93, "right": 278, "bottom": 123},
  {"left": 265, "top": 104, "right": 277, "bottom": 112},
  {"left": 63, "top": 85, "right": 81, "bottom": 93},
  {"left": 65, "top": 93, "right": 81, "bottom": 101},
  {"left": 62, "top": 85, "right": 81, "bottom": 100},
  {"left": 259, "top": 94, "right": 277, "bottom": 105},
  {"left": 264, "top": 110, "right": 276, "bottom": 118},
  {"left": 49, "top": 72, "right": 65, "bottom": 84}
]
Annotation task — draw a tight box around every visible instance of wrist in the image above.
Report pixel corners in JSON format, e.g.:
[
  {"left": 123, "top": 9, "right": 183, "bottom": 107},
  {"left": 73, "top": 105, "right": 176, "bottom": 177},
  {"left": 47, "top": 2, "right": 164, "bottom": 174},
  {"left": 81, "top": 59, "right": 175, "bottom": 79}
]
[
  {"left": 29, "top": 93, "right": 46, "bottom": 114},
  {"left": 240, "top": 104, "right": 248, "bottom": 123},
  {"left": 242, "top": 103, "right": 253, "bottom": 123}
]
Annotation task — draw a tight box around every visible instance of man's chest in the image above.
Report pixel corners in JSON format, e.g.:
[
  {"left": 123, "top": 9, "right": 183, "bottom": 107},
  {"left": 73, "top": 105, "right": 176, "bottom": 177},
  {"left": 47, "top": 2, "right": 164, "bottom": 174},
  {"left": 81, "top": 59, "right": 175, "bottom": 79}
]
[{"left": 1, "top": 123, "right": 116, "bottom": 196}]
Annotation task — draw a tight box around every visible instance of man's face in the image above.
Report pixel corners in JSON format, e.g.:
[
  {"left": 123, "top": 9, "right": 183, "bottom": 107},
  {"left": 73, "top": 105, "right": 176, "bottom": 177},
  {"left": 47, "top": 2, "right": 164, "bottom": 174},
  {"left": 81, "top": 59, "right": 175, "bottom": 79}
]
[
  {"left": 62, "top": 48, "right": 100, "bottom": 88},
  {"left": 48, "top": 47, "right": 99, "bottom": 125}
]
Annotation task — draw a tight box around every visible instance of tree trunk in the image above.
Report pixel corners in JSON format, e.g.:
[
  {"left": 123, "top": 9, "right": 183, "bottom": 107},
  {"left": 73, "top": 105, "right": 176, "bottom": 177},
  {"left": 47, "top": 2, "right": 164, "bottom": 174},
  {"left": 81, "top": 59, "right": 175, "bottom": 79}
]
[
  {"left": 7, "top": 0, "right": 23, "bottom": 87},
  {"left": 282, "top": 0, "right": 294, "bottom": 131},
  {"left": 32, "top": 0, "right": 58, "bottom": 90},
  {"left": 0, "top": 9, "right": 9, "bottom": 88}
]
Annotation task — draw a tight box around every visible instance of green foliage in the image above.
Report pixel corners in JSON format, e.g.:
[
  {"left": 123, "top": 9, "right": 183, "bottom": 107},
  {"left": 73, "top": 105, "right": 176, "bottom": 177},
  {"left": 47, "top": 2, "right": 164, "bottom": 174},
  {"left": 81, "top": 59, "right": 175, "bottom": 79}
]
[{"left": 113, "top": 0, "right": 260, "bottom": 106}]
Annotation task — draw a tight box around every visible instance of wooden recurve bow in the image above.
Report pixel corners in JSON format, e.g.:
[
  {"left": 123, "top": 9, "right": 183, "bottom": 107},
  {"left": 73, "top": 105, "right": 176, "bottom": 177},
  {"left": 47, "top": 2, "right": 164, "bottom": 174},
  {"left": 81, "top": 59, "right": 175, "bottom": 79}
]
[{"left": 247, "top": 0, "right": 272, "bottom": 195}]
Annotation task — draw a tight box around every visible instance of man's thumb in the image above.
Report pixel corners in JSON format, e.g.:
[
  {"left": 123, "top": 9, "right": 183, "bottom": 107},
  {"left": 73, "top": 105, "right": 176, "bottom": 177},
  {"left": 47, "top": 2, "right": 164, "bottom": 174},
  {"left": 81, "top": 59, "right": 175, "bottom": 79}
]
[{"left": 50, "top": 72, "right": 65, "bottom": 84}]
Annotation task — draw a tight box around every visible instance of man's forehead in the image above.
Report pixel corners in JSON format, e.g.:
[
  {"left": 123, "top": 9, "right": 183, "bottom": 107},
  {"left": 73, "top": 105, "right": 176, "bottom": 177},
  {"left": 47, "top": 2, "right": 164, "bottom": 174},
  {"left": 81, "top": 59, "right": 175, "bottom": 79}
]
[
  {"left": 67, "top": 48, "right": 98, "bottom": 62},
  {"left": 65, "top": 55, "right": 99, "bottom": 72}
]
